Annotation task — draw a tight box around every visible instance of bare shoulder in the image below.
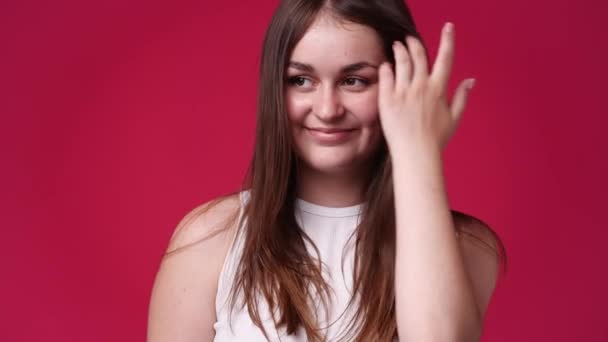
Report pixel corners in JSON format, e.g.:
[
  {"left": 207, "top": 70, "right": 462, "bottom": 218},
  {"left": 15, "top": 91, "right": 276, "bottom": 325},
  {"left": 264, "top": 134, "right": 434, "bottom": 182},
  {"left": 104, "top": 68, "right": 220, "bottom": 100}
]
[
  {"left": 166, "top": 193, "right": 242, "bottom": 255},
  {"left": 451, "top": 210, "right": 507, "bottom": 320},
  {"left": 147, "top": 192, "right": 242, "bottom": 342},
  {"left": 452, "top": 211, "right": 503, "bottom": 258}
]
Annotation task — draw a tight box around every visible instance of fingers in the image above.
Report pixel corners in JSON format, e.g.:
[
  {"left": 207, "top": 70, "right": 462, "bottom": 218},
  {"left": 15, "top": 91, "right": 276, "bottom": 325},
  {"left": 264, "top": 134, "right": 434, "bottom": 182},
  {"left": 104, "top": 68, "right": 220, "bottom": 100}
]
[
  {"left": 391, "top": 35, "right": 428, "bottom": 93},
  {"left": 378, "top": 61, "right": 394, "bottom": 109},
  {"left": 405, "top": 35, "right": 428, "bottom": 85},
  {"left": 431, "top": 22, "right": 455, "bottom": 96},
  {"left": 450, "top": 78, "right": 475, "bottom": 123},
  {"left": 392, "top": 41, "right": 412, "bottom": 93}
]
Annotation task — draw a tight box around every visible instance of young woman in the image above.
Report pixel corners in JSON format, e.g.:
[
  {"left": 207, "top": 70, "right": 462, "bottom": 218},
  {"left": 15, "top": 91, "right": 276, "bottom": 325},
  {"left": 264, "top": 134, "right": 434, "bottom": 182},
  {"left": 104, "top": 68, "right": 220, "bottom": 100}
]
[{"left": 148, "top": 0, "right": 507, "bottom": 341}]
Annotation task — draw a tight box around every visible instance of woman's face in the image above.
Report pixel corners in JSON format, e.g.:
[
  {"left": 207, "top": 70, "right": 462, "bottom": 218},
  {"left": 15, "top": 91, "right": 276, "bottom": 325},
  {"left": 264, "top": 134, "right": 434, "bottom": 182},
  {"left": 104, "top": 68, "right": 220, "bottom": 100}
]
[{"left": 285, "top": 14, "right": 387, "bottom": 175}]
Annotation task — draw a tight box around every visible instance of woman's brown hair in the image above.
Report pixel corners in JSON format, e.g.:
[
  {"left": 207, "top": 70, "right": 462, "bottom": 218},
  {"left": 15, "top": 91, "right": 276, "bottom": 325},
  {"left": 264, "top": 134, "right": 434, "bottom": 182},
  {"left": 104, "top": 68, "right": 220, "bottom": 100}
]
[{"left": 170, "top": 0, "right": 507, "bottom": 341}]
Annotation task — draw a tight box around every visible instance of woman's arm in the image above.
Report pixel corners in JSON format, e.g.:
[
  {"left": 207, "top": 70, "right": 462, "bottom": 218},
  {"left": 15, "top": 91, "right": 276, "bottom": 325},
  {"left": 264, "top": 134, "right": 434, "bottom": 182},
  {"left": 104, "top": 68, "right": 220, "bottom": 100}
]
[
  {"left": 392, "top": 143, "right": 495, "bottom": 341},
  {"left": 377, "top": 23, "right": 500, "bottom": 341},
  {"left": 147, "top": 195, "right": 239, "bottom": 342}
]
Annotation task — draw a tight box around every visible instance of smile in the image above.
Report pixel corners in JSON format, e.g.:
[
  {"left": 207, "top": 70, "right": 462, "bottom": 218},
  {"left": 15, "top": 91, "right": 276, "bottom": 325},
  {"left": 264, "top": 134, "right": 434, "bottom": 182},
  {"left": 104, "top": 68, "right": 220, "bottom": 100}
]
[{"left": 306, "top": 128, "right": 357, "bottom": 144}]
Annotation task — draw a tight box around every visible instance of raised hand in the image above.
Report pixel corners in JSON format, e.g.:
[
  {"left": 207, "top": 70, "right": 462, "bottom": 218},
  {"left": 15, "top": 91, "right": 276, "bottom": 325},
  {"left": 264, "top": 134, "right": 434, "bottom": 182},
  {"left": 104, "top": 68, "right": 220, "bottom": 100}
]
[{"left": 377, "top": 22, "right": 475, "bottom": 154}]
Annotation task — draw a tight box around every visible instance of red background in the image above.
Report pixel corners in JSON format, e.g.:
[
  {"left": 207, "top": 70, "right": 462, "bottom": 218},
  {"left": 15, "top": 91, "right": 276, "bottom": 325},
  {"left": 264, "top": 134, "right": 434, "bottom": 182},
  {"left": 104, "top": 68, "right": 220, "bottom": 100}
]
[{"left": 2, "top": 0, "right": 607, "bottom": 341}]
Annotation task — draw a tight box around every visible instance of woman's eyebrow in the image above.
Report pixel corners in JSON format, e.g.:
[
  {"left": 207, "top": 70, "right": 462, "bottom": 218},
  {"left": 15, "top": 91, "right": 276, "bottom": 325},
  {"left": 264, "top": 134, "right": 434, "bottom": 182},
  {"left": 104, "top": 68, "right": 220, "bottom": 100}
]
[{"left": 288, "top": 61, "right": 378, "bottom": 73}]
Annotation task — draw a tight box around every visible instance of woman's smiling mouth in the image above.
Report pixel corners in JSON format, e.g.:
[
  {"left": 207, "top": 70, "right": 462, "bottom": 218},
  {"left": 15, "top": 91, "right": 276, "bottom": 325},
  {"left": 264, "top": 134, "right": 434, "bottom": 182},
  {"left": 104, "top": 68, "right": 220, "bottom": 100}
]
[{"left": 306, "top": 127, "right": 357, "bottom": 144}]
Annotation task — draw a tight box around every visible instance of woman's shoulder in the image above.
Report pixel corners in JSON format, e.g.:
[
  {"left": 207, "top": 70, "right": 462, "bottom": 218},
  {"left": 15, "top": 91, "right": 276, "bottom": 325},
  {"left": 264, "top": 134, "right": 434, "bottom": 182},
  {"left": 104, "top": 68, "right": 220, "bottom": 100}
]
[
  {"left": 147, "top": 190, "right": 245, "bottom": 341},
  {"left": 449, "top": 209, "right": 508, "bottom": 320},
  {"left": 450, "top": 210, "right": 505, "bottom": 259},
  {"left": 166, "top": 191, "right": 244, "bottom": 256}
]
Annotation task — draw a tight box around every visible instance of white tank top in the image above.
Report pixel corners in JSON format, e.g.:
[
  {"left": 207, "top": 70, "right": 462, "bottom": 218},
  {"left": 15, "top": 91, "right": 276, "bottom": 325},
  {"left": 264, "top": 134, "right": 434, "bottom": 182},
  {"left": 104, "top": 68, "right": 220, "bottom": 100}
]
[{"left": 213, "top": 189, "right": 366, "bottom": 341}]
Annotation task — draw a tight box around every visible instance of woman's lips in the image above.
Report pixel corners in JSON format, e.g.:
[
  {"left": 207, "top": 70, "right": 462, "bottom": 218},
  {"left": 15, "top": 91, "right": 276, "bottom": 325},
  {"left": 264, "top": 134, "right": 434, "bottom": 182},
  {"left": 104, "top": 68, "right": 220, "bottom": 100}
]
[{"left": 306, "top": 128, "right": 356, "bottom": 144}]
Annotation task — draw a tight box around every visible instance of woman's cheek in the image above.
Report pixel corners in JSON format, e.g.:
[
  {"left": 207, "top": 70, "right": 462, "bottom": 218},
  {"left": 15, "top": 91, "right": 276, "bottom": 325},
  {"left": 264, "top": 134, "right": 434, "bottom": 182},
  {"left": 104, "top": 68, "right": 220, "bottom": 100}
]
[
  {"left": 285, "top": 93, "right": 309, "bottom": 122},
  {"left": 347, "top": 93, "right": 379, "bottom": 123}
]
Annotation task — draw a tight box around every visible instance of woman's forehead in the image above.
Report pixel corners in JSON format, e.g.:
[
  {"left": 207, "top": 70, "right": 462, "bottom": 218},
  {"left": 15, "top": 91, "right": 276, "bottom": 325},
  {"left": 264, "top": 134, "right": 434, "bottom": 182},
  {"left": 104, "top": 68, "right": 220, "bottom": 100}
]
[{"left": 288, "top": 15, "right": 385, "bottom": 70}]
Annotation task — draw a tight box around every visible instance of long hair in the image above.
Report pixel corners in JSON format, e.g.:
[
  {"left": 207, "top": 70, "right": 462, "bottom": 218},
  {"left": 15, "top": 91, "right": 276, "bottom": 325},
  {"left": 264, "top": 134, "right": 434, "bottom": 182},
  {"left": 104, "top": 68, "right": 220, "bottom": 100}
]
[{"left": 187, "top": 0, "right": 507, "bottom": 341}]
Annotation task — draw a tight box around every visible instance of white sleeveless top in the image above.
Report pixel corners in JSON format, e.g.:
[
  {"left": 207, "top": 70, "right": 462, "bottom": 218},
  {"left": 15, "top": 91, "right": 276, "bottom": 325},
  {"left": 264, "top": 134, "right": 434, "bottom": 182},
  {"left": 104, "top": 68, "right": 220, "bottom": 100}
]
[{"left": 213, "top": 189, "right": 366, "bottom": 341}]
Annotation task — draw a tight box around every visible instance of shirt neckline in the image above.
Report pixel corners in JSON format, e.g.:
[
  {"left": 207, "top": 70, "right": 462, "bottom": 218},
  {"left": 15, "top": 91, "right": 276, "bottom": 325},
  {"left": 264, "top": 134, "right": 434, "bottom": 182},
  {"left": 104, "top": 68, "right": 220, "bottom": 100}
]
[{"left": 295, "top": 197, "right": 365, "bottom": 218}]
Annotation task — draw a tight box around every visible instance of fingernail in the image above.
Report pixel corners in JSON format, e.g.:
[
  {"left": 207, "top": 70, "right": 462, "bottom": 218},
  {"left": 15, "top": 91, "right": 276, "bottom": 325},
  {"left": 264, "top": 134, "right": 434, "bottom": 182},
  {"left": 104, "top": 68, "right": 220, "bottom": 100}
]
[
  {"left": 467, "top": 78, "right": 476, "bottom": 90},
  {"left": 445, "top": 22, "right": 453, "bottom": 33}
]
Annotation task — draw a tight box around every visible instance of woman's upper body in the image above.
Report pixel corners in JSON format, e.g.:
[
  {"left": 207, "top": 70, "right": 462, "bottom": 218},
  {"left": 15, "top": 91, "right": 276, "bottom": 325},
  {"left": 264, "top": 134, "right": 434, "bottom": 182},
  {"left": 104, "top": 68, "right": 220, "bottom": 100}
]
[{"left": 147, "top": 189, "right": 500, "bottom": 342}]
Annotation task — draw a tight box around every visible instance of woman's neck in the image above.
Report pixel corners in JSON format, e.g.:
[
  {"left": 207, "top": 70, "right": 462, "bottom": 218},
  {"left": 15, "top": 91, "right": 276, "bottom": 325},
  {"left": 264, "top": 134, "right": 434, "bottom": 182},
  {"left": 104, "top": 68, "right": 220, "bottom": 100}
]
[{"left": 295, "top": 163, "right": 370, "bottom": 207}]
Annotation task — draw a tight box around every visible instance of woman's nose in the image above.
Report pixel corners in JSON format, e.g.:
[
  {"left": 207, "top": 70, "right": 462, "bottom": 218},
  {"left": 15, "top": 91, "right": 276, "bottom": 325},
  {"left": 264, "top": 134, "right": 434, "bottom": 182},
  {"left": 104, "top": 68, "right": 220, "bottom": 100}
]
[{"left": 314, "top": 85, "right": 345, "bottom": 121}]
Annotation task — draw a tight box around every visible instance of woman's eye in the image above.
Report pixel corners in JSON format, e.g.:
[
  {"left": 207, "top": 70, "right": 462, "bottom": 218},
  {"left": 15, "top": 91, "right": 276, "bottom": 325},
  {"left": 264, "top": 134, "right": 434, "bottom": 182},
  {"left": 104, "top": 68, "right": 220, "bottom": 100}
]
[
  {"left": 343, "top": 77, "right": 369, "bottom": 87},
  {"left": 287, "top": 76, "right": 311, "bottom": 87}
]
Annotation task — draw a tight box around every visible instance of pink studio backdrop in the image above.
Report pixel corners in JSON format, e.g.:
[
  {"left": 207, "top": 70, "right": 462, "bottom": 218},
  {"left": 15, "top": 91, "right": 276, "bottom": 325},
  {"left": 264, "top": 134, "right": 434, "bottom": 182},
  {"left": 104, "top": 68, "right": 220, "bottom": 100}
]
[{"left": 2, "top": 0, "right": 607, "bottom": 341}]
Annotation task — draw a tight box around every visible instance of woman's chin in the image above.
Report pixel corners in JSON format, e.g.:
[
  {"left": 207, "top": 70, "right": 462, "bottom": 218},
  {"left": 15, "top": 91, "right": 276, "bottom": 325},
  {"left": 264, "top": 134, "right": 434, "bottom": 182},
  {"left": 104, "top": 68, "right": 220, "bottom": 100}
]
[{"left": 300, "top": 155, "right": 358, "bottom": 175}]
